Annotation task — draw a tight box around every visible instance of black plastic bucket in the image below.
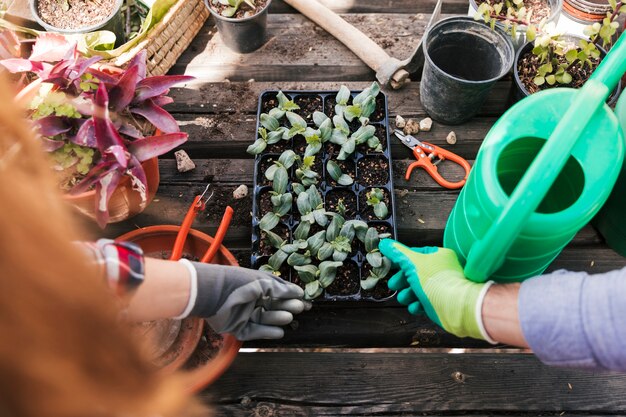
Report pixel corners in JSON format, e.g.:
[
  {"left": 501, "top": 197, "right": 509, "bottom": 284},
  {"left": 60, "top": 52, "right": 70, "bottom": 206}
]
[
  {"left": 30, "top": 0, "right": 125, "bottom": 47},
  {"left": 420, "top": 16, "right": 514, "bottom": 125},
  {"left": 204, "top": 0, "right": 271, "bottom": 54}
]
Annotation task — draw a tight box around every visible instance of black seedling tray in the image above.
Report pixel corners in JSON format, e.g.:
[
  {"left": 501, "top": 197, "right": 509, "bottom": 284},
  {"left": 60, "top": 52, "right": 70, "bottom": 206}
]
[{"left": 251, "top": 89, "right": 397, "bottom": 301}]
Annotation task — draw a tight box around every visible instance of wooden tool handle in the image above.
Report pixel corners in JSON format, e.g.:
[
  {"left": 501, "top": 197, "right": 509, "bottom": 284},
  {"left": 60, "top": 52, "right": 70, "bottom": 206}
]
[{"left": 283, "top": 0, "right": 408, "bottom": 85}]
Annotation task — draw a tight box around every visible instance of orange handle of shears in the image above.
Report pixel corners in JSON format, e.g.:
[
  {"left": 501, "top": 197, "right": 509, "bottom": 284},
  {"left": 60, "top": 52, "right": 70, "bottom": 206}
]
[
  {"left": 200, "top": 206, "right": 234, "bottom": 264},
  {"left": 170, "top": 196, "right": 206, "bottom": 261},
  {"left": 406, "top": 143, "right": 471, "bottom": 189}
]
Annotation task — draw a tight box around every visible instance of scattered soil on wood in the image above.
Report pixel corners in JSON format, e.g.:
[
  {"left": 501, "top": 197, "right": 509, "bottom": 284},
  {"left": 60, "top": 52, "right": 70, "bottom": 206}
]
[
  {"left": 357, "top": 156, "right": 390, "bottom": 186},
  {"left": 294, "top": 95, "right": 323, "bottom": 122},
  {"left": 204, "top": 186, "right": 251, "bottom": 226},
  {"left": 208, "top": 0, "right": 268, "bottom": 19},
  {"left": 325, "top": 189, "right": 357, "bottom": 219},
  {"left": 476, "top": 0, "right": 551, "bottom": 24},
  {"left": 183, "top": 325, "right": 224, "bottom": 370},
  {"left": 37, "top": 0, "right": 116, "bottom": 29},
  {"left": 517, "top": 49, "right": 600, "bottom": 94},
  {"left": 259, "top": 223, "right": 289, "bottom": 256},
  {"left": 326, "top": 159, "right": 355, "bottom": 187},
  {"left": 326, "top": 261, "right": 359, "bottom": 296},
  {"left": 359, "top": 188, "right": 391, "bottom": 221},
  {"left": 360, "top": 264, "right": 394, "bottom": 300}
]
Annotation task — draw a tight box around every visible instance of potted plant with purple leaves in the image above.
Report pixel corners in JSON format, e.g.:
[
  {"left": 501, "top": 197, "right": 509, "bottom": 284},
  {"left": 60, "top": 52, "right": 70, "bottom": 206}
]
[{"left": 0, "top": 35, "right": 192, "bottom": 227}]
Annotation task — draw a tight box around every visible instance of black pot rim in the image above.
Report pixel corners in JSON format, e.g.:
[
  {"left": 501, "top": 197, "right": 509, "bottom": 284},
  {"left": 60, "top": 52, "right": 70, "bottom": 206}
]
[
  {"left": 513, "top": 34, "right": 622, "bottom": 104},
  {"left": 30, "top": 0, "right": 123, "bottom": 33},
  {"left": 423, "top": 16, "right": 514, "bottom": 85},
  {"left": 204, "top": 0, "right": 272, "bottom": 22}
]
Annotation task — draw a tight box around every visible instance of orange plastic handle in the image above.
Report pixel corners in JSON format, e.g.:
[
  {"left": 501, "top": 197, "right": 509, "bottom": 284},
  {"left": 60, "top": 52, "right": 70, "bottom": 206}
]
[
  {"left": 200, "top": 206, "right": 234, "bottom": 264},
  {"left": 170, "top": 196, "right": 205, "bottom": 261},
  {"left": 406, "top": 142, "right": 471, "bottom": 189}
]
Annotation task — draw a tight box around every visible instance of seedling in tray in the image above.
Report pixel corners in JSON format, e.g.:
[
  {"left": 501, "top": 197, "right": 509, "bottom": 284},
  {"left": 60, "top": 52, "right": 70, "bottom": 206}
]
[{"left": 251, "top": 83, "right": 397, "bottom": 301}]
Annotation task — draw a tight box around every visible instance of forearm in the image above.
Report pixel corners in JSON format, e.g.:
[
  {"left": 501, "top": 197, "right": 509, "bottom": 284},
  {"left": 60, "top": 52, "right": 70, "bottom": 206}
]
[
  {"left": 481, "top": 283, "right": 529, "bottom": 347},
  {"left": 125, "top": 258, "right": 191, "bottom": 322}
]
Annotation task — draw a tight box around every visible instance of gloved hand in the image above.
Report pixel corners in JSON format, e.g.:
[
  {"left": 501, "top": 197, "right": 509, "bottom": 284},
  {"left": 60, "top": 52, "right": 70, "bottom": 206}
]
[
  {"left": 179, "top": 260, "right": 311, "bottom": 341},
  {"left": 379, "top": 239, "right": 495, "bottom": 342}
]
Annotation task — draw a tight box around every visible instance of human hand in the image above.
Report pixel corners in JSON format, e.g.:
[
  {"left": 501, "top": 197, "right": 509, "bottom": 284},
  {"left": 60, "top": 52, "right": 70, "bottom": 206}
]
[
  {"left": 183, "top": 261, "right": 311, "bottom": 341},
  {"left": 379, "top": 239, "right": 493, "bottom": 341}
]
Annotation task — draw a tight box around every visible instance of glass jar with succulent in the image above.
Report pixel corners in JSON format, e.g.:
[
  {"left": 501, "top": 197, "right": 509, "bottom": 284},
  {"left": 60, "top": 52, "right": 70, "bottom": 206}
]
[
  {"left": 0, "top": 37, "right": 191, "bottom": 227},
  {"left": 252, "top": 83, "right": 397, "bottom": 300}
]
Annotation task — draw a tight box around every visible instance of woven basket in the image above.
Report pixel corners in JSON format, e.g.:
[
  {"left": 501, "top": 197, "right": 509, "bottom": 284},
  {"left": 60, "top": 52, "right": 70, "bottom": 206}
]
[{"left": 108, "top": 0, "right": 209, "bottom": 76}]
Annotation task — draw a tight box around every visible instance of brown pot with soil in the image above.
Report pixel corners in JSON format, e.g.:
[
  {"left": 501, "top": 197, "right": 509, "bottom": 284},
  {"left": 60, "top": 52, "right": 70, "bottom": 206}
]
[
  {"left": 30, "top": 0, "right": 125, "bottom": 46},
  {"left": 116, "top": 225, "right": 242, "bottom": 393},
  {"left": 64, "top": 156, "right": 160, "bottom": 224},
  {"left": 203, "top": 0, "right": 271, "bottom": 53},
  {"left": 513, "top": 35, "right": 622, "bottom": 105}
]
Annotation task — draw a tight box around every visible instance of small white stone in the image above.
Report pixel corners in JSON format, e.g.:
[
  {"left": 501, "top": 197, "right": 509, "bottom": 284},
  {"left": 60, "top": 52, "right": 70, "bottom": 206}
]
[
  {"left": 395, "top": 115, "right": 406, "bottom": 129},
  {"left": 419, "top": 117, "right": 433, "bottom": 132},
  {"left": 403, "top": 119, "right": 420, "bottom": 135},
  {"left": 446, "top": 131, "right": 457, "bottom": 145},
  {"left": 175, "top": 150, "right": 196, "bottom": 172},
  {"left": 233, "top": 184, "right": 249, "bottom": 199}
]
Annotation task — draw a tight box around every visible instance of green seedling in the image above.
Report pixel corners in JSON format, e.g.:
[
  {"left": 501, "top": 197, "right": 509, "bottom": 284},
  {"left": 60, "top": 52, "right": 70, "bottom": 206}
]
[
  {"left": 317, "top": 214, "right": 356, "bottom": 262},
  {"left": 296, "top": 185, "right": 328, "bottom": 227},
  {"left": 326, "top": 160, "right": 354, "bottom": 186},
  {"left": 264, "top": 150, "right": 297, "bottom": 181},
  {"left": 361, "top": 257, "right": 392, "bottom": 290},
  {"left": 295, "top": 155, "right": 319, "bottom": 187},
  {"left": 366, "top": 188, "right": 389, "bottom": 219},
  {"left": 268, "top": 91, "right": 300, "bottom": 120},
  {"left": 343, "top": 82, "right": 380, "bottom": 125},
  {"left": 258, "top": 163, "right": 292, "bottom": 232},
  {"left": 295, "top": 261, "right": 344, "bottom": 300},
  {"left": 247, "top": 113, "right": 289, "bottom": 155},
  {"left": 287, "top": 111, "right": 307, "bottom": 138},
  {"left": 259, "top": 249, "right": 288, "bottom": 276},
  {"left": 334, "top": 85, "right": 351, "bottom": 118}
]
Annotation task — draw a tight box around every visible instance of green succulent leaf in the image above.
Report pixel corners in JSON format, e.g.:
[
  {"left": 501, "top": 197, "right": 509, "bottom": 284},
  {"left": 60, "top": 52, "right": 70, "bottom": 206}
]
[
  {"left": 307, "top": 185, "right": 323, "bottom": 209},
  {"left": 264, "top": 163, "right": 278, "bottom": 180},
  {"left": 366, "top": 136, "right": 381, "bottom": 150},
  {"left": 264, "top": 230, "right": 285, "bottom": 249},
  {"left": 373, "top": 202, "right": 389, "bottom": 219},
  {"left": 332, "top": 250, "right": 349, "bottom": 262},
  {"left": 260, "top": 113, "right": 280, "bottom": 131},
  {"left": 313, "top": 111, "right": 329, "bottom": 127},
  {"left": 294, "top": 220, "right": 311, "bottom": 240},
  {"left": 326, "top": 213, "right": 345, "bottom": 242},
  {"left": 327, "top": 160, "right": 342, "bottom": 181},
  {"left": 345, "top": 220, "right": 368, "bottom": 241},
  {"left": 268, "top": 249, "right": 288, "bottom": 270},
  {"left": 330, "top": 129, "right": 348, "bottom": 145},
  {"left": 287, "top": 251, "right": 312, "bottom": 267},
  {"left": 366, "top": 251, "right": 383, "bottom": 268},
  {"left": 268, "top": 107, "right": 286, "bottom": 120},
  {"left": 286, "top": 111, "right": 307, "bottom": 129},
  {"left": 333, "top": 115, "right": 350, "bottom": 135},
  {"left": 336, "top": 85, "right": 351, "bottom": 105},
  {"left": 292, "top": 183, "right": 306, "bottom": 196},
  {"left": 246, "top": 138, "right": 267, "bottom": 155},
  {"left": 344, "top": 105, "right": 362, "bottom": 122},
  {"left": 273, "top": 166, "right": 289, "bottom": 194},
  {"left": 373, "top": 256, "right": 392, "bottom": 277},
  {"left": 338, "top": 174, "right": 354, "bottom": 186},
  {"left": 360, "top": 276, "right": 381, "bottom": 290},
  {"left": 259, "top": 212, "right": 280, "bottom": 231},
  {"left": 278, "top": 150, "right": 297, "bottom": 169},
  {"left": 317, "top": 242, "right": 334, "bottom": 260},
  {"left": 364, "top": 227, "right": 380, "bottom": 252},
  {"left": 266, "top": 130, "right": 283, "bottom": 145},
  {"left": 319, "top": 118, "right": 333, "bottom": 141},
  {"left": 277, "top": 91, "right": 300, "bottom": 111},
  {"left": 313, "top": 208, "right": 329, "bottom": 227},
  {"left": 259, "top": 264, "right": 276, "bottom": 273},
  {"left": 305, "top": 280, "right": 323, "bottom": 300},
  {"left": 297, "top": 192, "right": 312, "bottom": 215},
  {"left": 281, "top": 240, "right": 307, "bottom": 254},
  {"left": 295, "top": 265, "right": 319, "bottom": 283},
  {"left": 319, "top": 261, "right": 343, "bottom": 287},
  {"left": 307, "top": 230, "right": 327, "bottom": 256},
  {"left": 275, "top": 193, "right": 292, "bottom": 217}
]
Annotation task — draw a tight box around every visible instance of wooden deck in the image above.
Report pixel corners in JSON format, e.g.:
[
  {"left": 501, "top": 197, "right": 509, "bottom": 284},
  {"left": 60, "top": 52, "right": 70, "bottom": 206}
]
[{"left": 98, "top": 0, "right": 626, "bottom": 414}]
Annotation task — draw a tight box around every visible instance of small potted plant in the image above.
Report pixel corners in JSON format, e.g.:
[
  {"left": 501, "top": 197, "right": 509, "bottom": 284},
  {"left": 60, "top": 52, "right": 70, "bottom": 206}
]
[
  {"left": 249, "top": 84, "right": 398, "bottom": 301},
  {"left": 30, "top": 0, "right": 125, "bottom": 46},
  {"left": 203, "top": 0, "right": 272, "bottom": 53},
  {"left": 1, "top": 35, "right": 192, "bottom": 227}
]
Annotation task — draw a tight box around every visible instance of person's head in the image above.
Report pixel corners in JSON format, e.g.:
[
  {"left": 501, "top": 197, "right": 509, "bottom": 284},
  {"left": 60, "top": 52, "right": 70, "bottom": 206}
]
[{"left": 0, "top": 73, "right": 202, "bottom": 417}]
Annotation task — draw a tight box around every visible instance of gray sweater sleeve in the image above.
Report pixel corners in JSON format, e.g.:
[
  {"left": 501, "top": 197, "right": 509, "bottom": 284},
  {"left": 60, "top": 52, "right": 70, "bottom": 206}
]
[{"left": 519, "top": 267, "right": 626, "bottom": 371}]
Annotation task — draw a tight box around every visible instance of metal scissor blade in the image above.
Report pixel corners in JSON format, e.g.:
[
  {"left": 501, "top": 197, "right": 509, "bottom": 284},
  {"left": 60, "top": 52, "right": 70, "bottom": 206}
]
[{"left": 394, "top": 129, "right": 421, "bottom": 149}]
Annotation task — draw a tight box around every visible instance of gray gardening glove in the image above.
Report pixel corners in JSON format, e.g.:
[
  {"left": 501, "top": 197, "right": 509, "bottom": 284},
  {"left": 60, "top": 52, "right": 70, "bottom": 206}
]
[{"left": 187, "top": 261, "right": 311, "bottom": 341}]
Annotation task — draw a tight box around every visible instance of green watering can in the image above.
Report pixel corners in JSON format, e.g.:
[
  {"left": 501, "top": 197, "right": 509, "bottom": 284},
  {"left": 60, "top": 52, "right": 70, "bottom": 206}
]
[{"left": 443, "top": 33, "right": 626, "bottom": 283}]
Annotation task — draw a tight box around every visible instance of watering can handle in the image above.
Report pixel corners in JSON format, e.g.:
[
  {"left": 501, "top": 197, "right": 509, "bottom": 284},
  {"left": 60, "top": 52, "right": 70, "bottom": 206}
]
[{"left": 464, "top": 33, "right": 626, "bottom": 282}]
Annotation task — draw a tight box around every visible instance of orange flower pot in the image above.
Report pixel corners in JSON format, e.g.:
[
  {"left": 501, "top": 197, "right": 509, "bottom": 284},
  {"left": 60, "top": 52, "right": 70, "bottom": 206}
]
[{"left": 116, "top": 225, "right": 242, "bottom": 393}]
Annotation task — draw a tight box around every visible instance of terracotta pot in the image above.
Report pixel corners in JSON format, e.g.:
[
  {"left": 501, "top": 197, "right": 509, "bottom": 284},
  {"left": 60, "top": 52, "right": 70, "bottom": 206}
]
[
  {"left": 116, "top": 225, "right": 242, "bottom": 392},
  {"left": 63, "top": 156, "right": 160, "bottom": 224}
]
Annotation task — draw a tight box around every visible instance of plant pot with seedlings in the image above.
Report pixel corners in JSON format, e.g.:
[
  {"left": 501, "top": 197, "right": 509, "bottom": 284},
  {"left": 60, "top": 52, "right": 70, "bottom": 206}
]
[
  {"left": 0, "top": 37, "right": 192, "bottom": 228},
  {"left": 248, "top": 84, "right": 398, "bottom": 301},
  {"left": 30, "top": 0, "right": 125, "bottom": 46},
  {"left": 510, "top": 2, "right": 625, "bottom": 103},
  {"left": 203, "top": 0, "right": 271, "bottom": 53}
]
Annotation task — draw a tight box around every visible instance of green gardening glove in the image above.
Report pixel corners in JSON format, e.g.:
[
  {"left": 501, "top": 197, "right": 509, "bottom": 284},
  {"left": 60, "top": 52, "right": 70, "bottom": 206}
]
[{"left": 379, "top": 239, "right": 495, "bottom": 342}]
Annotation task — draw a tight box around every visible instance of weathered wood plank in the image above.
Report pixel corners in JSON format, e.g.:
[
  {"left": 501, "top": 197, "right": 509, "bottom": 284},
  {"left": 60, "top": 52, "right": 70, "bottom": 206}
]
[
  {"left": 166, "top": 80, "right": 513, "bottom": 117},
  {"left": 270, "top": 0, "right": 471, "bottom": 14},
  {"left": 204, "top": 352, "right": 626, "bottom": 413},
  {"left": 173, "top": 14, "right": 435, "bottom": 80}
]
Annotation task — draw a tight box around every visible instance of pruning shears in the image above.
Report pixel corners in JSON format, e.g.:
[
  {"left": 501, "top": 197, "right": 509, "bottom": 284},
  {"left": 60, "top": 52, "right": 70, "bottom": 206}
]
[{"left": 394, "top": 129, "right": 471, "bottom": 189}]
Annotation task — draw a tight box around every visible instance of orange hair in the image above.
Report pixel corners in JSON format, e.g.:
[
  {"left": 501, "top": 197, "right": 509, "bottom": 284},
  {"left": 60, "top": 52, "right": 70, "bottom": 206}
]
[{"left": 0, "top": 73, "right": 203, "bottom": 417}]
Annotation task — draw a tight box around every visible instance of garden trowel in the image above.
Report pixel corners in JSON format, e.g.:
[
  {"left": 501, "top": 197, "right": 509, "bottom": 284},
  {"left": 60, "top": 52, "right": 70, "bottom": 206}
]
[{"left": 282, "top": 0, "right": 443, "bottom": 89}]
